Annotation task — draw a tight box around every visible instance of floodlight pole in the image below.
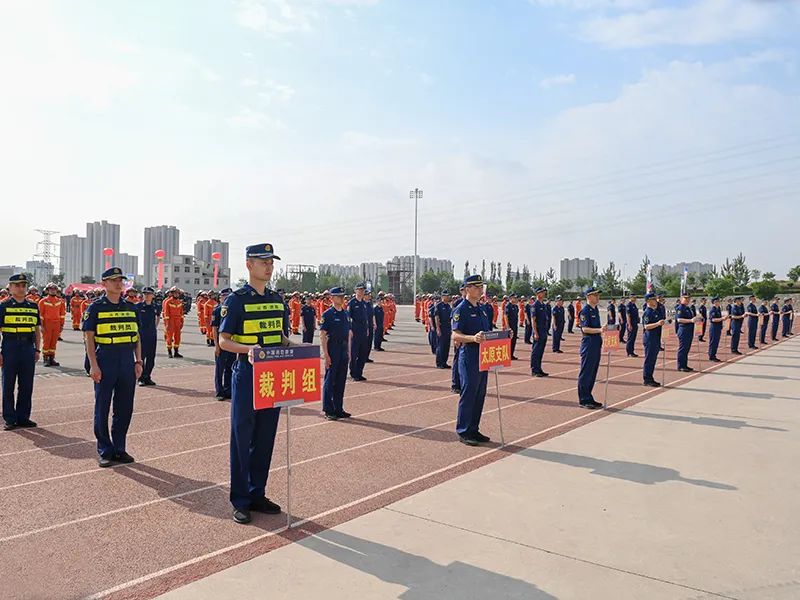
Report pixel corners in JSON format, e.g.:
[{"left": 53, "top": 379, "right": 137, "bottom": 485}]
[{"left": 410, "top": 188, "right": 423, "bottom": 302}]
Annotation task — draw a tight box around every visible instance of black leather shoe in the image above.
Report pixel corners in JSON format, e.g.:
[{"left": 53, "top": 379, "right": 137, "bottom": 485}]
[
  {"left": 450, "top": 387, "right": 461, "bottom": 394},
  {"left": 114, "top": 452, "right": 135, "bottom": 464},
  {"left": 215, "top": 394, "right": 225, "bottom": 400},
  {"left": 458, "top": 435, "right": 479, "bottom": 446},
  {"left": 731, "top": 350, "right": 742, "bottom": 355},
  {"left": 3, "top": 422, "right": 16, "bottom": 431},
  {"left": 474, "top": 432, "right": 491, "bottom": 443},
  {"left": 627, "top": 353, "right": 639, "bottom": 358},
  {"left": 336, "top": 411, "right": 352, "bottom": 419},
  {"left": 250, "top": 497, "right": 281, "bottom": 514},
  {"left": 644, "top": 380, "right": 661, "bottom": 387},
  {"left": 17, "top": 420, "right": 37, "bottom": 428},
  {"left": 138, "top": 380, "right": 148, "bottom": 387},
  {"left": 167, "top": 349, "right": 173, "bottom": 358},
  {"left": 324, "top": 413, "right": 340, "bottom": 420},
  {"left": 145, "top": 379, "right": 156, "bottom": 386},
  {"left": 555, "top": 350, "right": 564, "bottom": 354},
  {"left": 678, "top": 367, "right": 691, "bottom": 372},
  {"left": 50, "top": 360, "right": 60, "bottom": 367},
  {"left": 441, "top": 363, "right": 451, "bottom": 369},
  {"left": 375, "top": 348, "right": 385, "bottom": 351},
  {"left": 173, "top": 351, "right": 183, "bottom": 358},
  {"left": 98, "top": 456, "right": 114, "bottom": 468},
  {"left": 233, "top": 508, "right": 252, "bottom": 524},
  {"left": 579, "top": 402, "right": 598, "bottom": 410}
]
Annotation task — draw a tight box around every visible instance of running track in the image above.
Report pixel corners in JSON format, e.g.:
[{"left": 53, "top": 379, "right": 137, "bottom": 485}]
[{"left": 0, "top": 308, "right": 789, "bottom": 600}]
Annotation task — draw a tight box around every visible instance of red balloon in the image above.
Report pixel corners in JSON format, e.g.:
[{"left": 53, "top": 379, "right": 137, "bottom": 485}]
[
  {"left": 154, "top": 249, "right": 166, "bottom": 259},
  {"left": 103, "top": 247, "right": 114, "bottom": 257},
  {"left": 211, "top": 252, "right": 222, "bottom": 261}
]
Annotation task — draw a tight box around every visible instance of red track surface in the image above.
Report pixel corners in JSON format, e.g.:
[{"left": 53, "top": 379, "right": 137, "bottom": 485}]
[{"left": 0, "top": 316, "right": 785, "bottom": 600}]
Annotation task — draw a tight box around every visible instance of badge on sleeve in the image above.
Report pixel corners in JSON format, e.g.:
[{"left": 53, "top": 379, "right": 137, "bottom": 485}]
[
  {"left": 220, "top": 305, "right": 228, "bottom": 318},
  {"left": 453, "top": 312, "right": 459, "bottom": 322},
  {"left": 83, "top": 310, "right": 90, "bottom": 321}
]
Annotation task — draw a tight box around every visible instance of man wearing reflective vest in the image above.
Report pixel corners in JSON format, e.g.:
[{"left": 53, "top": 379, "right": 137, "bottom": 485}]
[
  {"left": 82, "top": 267, "right": 143, "bottom": 467},
  {"left": 219, "top": 243, "right": 298, "bottom": 525},
  {"left": 1, "top": 273, "right": 42, "bottom": 430}
]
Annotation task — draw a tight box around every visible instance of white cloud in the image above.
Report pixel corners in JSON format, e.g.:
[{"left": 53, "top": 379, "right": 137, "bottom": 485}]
[
  {"left": 579, "top": 0, "right": 792, "bottom": 48},
  {"left": 227, "top": 107, "right": 285, "bottom": 130},
  {"left": 233, "top": 0, "right": 318, "bottom": 34},
  {"left": 240, "top": 77, "right": 296, "bottom": 102},
  {"left": 341, "top": 131, "right": 416, "bottom": 149},
  {"left": 539, "top": 73, "right": 576, "bottom": 88}
]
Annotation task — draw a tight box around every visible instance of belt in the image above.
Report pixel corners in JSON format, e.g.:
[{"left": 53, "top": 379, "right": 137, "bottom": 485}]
[{"left": 1, "top": 336, "right": 35, "bottom": 345}]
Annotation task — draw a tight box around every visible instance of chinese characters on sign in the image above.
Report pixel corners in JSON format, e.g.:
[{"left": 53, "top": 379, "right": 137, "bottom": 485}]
[
  {"left": 479, "top": 330, "right": 512, "bottom": 372},
  {"left": 252, "top": 346, "right": 321, "bottom": 410},
  {"left": 603, "top": 324, "right": 619, "bottom": 352}
]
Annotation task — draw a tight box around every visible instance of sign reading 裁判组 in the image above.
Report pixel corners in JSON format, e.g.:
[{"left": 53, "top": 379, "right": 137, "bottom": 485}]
[
  {"left": 479, "top": 330, "right": 512, "bottom": 372},
  {"left": 603, "top": 324, "right": 619, "bottom": 352},
  {"left": 252, "top": 345, "right": 321, "bottom": 410}
]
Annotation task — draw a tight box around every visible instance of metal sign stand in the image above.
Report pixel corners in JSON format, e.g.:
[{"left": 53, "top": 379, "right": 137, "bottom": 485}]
[
  {"left": 491, "top": 366, "right": 505, "bottom": 446},
  {"left": 661, "top": 337, "right": 667, "bottom": 387},
  {"left": 603, "top": 350, "right": 612, "bottom": 409},
  {"left": 275, "top": 399, "right": 304, "bottom": 529},
  {"left": 696, "top": 321, "right": 703, "bottom": 372}
]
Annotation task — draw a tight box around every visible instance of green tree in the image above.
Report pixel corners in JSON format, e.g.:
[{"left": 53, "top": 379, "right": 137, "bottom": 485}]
[
  {"left": 545, "top": 267, "right": 556, "bottom": 285},
  {"left": 52, "top": 273, "right": 66, "bottom": 287},
  {"left": 575, "top": 276, "right": 591, "bottom": 290},
  {"left": 705, "top": 277, "right": 735, "bottom": 298},
  {"left": 486, "top": 282, "right": 503, "bottom": 297},
  {"left": 787, "top": 265, "right": 800, "bottom": 284},
  {"left": 511, "top": 279, "right": 533, "bottom": 297},
  {"left": 597, "top": 262, "right": 621, "bottom": 296},
  {"left": 549, "top": 279, "right": 570, "bottom": 299},
  {"left": 378, "top": 272, "right": 389, "bottom": 292},
  {"left": 317, "top": 271, "right": 340, "bottom": 291},
  {"left": 235, "top": 277, "right": 248, "bottom": 288},
  {"left": 628, "top": 255, "right": 650, "bottom": 295},
  {"left": 762, "top": 271, "right": 776, "bottom": 281},
  {"left": 729, "top": 253, "right": 751, "bottom": 289},
  {"left": 505, "top": 262, "right": 513, "bottom": 291},
  {"left": 521, "top": 265, "right": 531, "bottom": 283},
  {"left": 463, "top": 260, "right": 470, "bottom": 278},
  {"left": 751, "top": 279, "right": 780, "bottom": 300},
  {"left": 750, "top": 269, "right": 761, "bottom": 282},
  {"left": 80, "top": 275, "right": 96, "bottom": 284},
  {"left": 418, "top": 270, "right": 441, "bottom": 293}
]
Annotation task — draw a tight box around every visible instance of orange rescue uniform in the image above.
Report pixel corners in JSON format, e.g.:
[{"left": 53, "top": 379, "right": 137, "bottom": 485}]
[
  {"left": 196, "top": 298, "right": 208, "bottom": 334},
  {"left": 38, "top": 296, "right": 66, "bottom": 359},
  {"left": 163, "top": 297, "right": 185, "bottom": 350},
  {"left": 70, "top": 295, "right": 84, "bottom": 329},
  {"left": 289, "top": 297, "right": 301, "bottom": 334},
  {"left": 203, "top": 298, "right": 217, "bottom": 343}
]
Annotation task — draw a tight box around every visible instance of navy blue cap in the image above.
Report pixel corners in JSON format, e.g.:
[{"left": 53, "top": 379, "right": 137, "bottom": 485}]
[
  {"left": 142, "top": 287, "right": 155, "bottom": 294},
  {"left": 464, "top": 274, "right": 484, "bottom": 286},
  {"left": 363, "top": 289, "right": 373, "bottom": 295},
  {"left": 355, "top": 282, "right": 366, "bottom": 290},
  {"left": 535, "top": 286, "right": 547, "bottom": 294},
  {"left": 101, "top": 267, "right": 127, "bottom": 281},
  {"left": 441, "top": 289, "right": 450, "bottom": 295},
  {"left": 276, "top": 288, "right": 285, "bottom": 294},
  {"left": 509, "top": 293, "right": 517, "bottom": 298},
  {"left": 711, "top": 296, "right": 720, "bottom": 302},
  {"left": 644, "top": 292, "right": 656, "bottom": 300},
  {"left": 220, "top": 287, "right": 232, "bottom": 295},
  {"left": 584, "top": 286, "right": 600, "bottom": 297},
  {"left": 245, "top": 243, "right": 280, "bottom": 260},
  {"left": 556, "top": 295, "right": 562, "bottom": 300},
  {"left": 9, "top": 273, "right": 27, "bottom": 284},
  {"left": 329, "top": 287, "right": 345, "bottom": 296}
]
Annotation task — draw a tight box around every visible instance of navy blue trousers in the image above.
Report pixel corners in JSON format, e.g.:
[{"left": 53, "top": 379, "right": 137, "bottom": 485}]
[
  {"left": 760, "top": 320, "right": 768, "bottom": 344},
  {"left": 677, "top": 326, "right": 693, "bottom": 369},
  {"left": 552, "top": 325, "right": 564, "bottom": 351},
  {"left": 365, "top": 329, "right": 373, "bottom": 362},
  {"left": 2, "top": 342, "right": 35, "bottom": 426},
  {"left": 771, "top": 317, "right": 779, "bottom": 340},
  {"left": 302, "top": 325, "right": 315, "bottom": 344},
  {"left": 708, "top": 325, "right": 722, "bottom": 359},
  {"left": 747, "top": 319, "right": 758, "bottom": 347},
  {"left": 374, "top": 318, "right": 384, "bottom": 349},
  {"left": 428, "top": 329, "right": 438, "bottom": 354},
  {"left": 530, "top": 332, "right": 547, "bottom": 372},
  {"left": 643, "top": 332, "right": 660, "bottom": 381},
  {"left": 93, "top": 349, "right": 136, "bottom": 459},
  {"left": 524, "top": 323, "right": 532, "bottom": 344},
  {"left": 782, "top": 316, "right": 792, "bottom": 336},
  {"left": 626, "top": 324, "right": 638, "bottom": 355},
  {"left": 436, "top": 330, "right": 451, "bottom": 367},
  {"left": 323, "top": 342, "right": 348, "bottom": 415},
  {"left": 214, "top": 350, "right": 234, "bottom": 397},
  {"left": 451, "top": 346, "right": 461, "bottom": 390},
  {"left": 731, "top": 323, "right": 742, "bottom": 351},
  {"left": 140, "top": 331, "right": 156, "bottom": 381},
  {"left": 229, "top": 359, "right": 280, "bottom": 510},
  {"left": 349, "top": 332, "right": 370, "bottom": 378},
  {"left": 455, "top": 349, "right": 488, "bottom": 436},
  {"left": 577, "top": 336, "right": 602, "bottom": 405}
]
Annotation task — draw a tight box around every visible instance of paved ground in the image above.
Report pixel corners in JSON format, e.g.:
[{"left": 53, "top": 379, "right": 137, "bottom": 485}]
[
  {"left": 158, "top": 334, "right": 800, "bottom": 600},
  {"left": 0, "top": 306, "right": 794, "bottom": 599}
]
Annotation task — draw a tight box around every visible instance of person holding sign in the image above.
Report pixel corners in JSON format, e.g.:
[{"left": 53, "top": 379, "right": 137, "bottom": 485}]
[
  {"left": 641, "top": 292, "right": 665, "bottom": 387},
  {"left": 577, "top": 287, "right": 604, "bottom": 410},
  {"left": 707, "top": 297, "right": 724, "bottom": 362},
  {"left": 219, "top": 243, "right": 296, "bottom": 525},
  {"left": 320, "top": 287, "right": 352, "bottom": 420},
  {"left": 452, "top": 274, "right": 490, "bottom": 446},
  {"left": 675, "top": 292, "right": 700, "bottom": 372}
]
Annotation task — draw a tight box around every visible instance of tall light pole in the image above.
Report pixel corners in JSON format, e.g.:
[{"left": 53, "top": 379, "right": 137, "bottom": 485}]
[{"left": 410, "top": 188, "right": 423, "bottom": 303}]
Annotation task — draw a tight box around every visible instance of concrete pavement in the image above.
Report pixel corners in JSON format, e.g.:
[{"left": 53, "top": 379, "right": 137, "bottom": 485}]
[{"left": 157, "top": 335, "right": 800, "bottom": 600}]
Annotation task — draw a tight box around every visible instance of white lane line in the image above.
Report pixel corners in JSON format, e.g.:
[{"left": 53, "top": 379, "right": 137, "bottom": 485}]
[{"left": 82, "top": 355, "right": 743, "bottom": 600}]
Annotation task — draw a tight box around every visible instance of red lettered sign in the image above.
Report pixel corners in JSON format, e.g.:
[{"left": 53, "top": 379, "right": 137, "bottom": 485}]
[
  {"left": 252, "top": 345, "right": 321, "bottom": 410},
  {"left": 603, "top": 324, "right": 619, "bottom": 352},
  {"left": 479, "top": 330, "right": 512, "bottom": 372}
]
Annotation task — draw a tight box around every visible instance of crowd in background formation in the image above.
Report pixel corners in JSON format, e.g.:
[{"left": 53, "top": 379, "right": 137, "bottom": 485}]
[{"left": 0, "top": 259, "right": 796, "bottom": 522}]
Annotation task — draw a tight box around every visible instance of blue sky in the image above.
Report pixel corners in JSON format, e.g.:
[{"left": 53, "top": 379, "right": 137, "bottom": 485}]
[{"left": 1, "top": 0, "right": 799, "bottom": 282}]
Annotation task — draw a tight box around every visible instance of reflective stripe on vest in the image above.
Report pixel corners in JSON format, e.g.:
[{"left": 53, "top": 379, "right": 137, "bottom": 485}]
[
  {"left": 231, "top": 296, "right": 284, "bottom": 347},
  {"left": 92, "top": 306, "right": 139, "bottom": 346},
  {"left": 2, "top": 306, "right": 38, "bottom": 334}
]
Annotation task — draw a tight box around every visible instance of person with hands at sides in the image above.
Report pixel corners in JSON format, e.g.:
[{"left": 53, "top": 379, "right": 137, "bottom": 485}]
[
  {"left": 576, "top": 287, "right": 604, "bottom": 410},
  {"left": 319, "top": 287, "right": 352, "bottom": 421},
  {"left": 641, "top": 292, "right": 665, "bottom": 387}
]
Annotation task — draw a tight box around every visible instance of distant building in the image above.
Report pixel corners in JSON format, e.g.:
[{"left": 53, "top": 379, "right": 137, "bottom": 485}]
[
  {"left": 59, "top": 234, "right": 86, "bottom": 284},
  {"left": 560, "top": 258, "right": 596, "bottom": 283},
  {"left": 651, "top": 262, "right": 715, "bottom": 280},
  {"left": 0, "top": 265, "right": 24, "bottom": 283},
  {"left": 144, "top": 225, "right": 180, "bottom": 286},
  {"left": 318, "top": 264, "right": 361, "bottom": 279},
  {"left": 391, "top": 256, "right": 454, "bottom": 276},
  {"left": 156, "top": 254, "right": 230, "bottom": 295},
  {"left": 194, "top": 239, "right": 229, "bottom": 271},
  {"left": 360, "top": 262, "right": 387, "bottom": 287},
  {"left": 25, "top": 260, "right": 55, "bottom": 287},
  {"left": 85, "top": 220, "right": 120, "bottom": 281},
  {"left": 118, "top": 253, "right": 139, "bottom": 281}
]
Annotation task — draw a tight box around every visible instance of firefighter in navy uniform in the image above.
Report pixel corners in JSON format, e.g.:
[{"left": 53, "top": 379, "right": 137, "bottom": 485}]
[
  {"left": 504, "top": 293, "right": 519, "bottom": 360},
  {"left": 1, "top": 274, "right": 41, "bottom": 431},
  {"left": 212, "top": 288, "right": 235, "bottom": 400},
  {"left": 641, "top": 292, "right": 664, "bottom": 387},
  {"left": 300, "top": 296, "right": 316, "bottom": 344},
  {"left": 82, "top": 268, "right": 143, "bottom": 466},
  {"left": 219, "top": 244, "right": 296, "bottom": 525},
  {"left": 577, "top": 287, "right": 604, "bottom": 410},
  {"left": 134, "top": 287, "right": 160, "bottom": 386}
]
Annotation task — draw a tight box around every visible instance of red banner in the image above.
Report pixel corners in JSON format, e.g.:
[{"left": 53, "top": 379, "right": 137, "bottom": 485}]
[
  {"left": 603, "top": 325, "right": 619, "bottom": 352},
  {"left": 479, "top": 331, "right": 512, "bottom": 372},
  {"left": 252, "top": 346, "right": 321, "bottom": 410}
]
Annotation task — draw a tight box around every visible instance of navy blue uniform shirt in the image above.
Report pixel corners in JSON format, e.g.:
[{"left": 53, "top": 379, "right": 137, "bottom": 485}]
[
  {"left": 320, "top": 306, "right": 351, "bottom": 344},
  {"left": 435, "top": 301, "right": 452, "bottom": 332},
  {"left": 347, "top": 297, "right": 368, "bottom": 335}
]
